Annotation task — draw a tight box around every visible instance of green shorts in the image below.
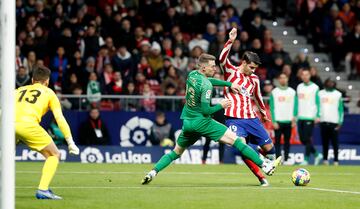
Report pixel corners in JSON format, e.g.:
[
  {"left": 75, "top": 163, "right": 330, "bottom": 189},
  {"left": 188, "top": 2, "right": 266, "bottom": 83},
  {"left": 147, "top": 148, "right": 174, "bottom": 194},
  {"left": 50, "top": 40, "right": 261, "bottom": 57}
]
[{"left": 177, "top": 118, "right": 228, "bottom": 148}]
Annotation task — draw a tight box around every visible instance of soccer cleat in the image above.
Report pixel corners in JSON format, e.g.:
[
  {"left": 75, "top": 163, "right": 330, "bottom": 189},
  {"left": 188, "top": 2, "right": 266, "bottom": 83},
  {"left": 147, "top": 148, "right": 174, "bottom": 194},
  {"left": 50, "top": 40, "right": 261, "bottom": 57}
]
[
  {"left": 35, "top": 189, "right": 62, "bottom": 200},
  {"left": 314, "top": 153, "right": 323, "bottom": 165},
  {"left": 262, "top": 156, "right": 282, "bottom": 176},
  {"left": 141, "top": 170, "right": 157, "bottom": 185},
  {"left": 323, "top": 160, "right": 329, "bottom": 165},
  {"left": 141, "top": 174, "right": 153, "bottom": 185},
  {"left": 260, "top": 178, "right": 270, "bottom": 187},
  {"left": 333, "top": 161, "right": 339, "bottom": 166}
]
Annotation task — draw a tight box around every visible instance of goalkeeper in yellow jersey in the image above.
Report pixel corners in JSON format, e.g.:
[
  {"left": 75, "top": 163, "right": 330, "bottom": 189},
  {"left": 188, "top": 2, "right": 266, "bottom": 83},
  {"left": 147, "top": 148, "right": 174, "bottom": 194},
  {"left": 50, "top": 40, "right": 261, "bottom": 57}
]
[{"left": 15, "top": 66, "right": 79, "bottom": 200}]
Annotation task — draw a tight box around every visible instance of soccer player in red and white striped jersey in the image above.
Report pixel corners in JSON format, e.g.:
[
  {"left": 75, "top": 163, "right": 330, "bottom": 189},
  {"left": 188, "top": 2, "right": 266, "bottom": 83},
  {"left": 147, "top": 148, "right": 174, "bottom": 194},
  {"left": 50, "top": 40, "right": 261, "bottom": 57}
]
[{"left": 219, "top": 28, "right": 281, "bottom": 186}]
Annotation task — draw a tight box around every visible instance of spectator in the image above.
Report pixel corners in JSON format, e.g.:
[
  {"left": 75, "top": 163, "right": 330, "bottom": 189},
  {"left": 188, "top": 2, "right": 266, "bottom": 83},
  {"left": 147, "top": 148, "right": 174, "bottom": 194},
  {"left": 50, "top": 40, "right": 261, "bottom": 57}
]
[
  {"left": 310, "top": 67, "right": 323, "bottom": 89},
  {"left": 157, "top": 83, "right": 180, "bottom": 111},
  {"left": 112, "top": 46, "right": 134, "bottom": 80},
  {"left": 263, "top": 29, "right": 274, "bottom": 55},
  {"left": 83, "top": 25, "right": 104, "bottom": 58},
  {"left": 208, "top": 31, "right": 226, "bottom": 57},
  {"left": 79, "top": 107, "right": 110, "bottom": 145},
  {"left": 15, "top": 45, "right": 26, "bottom": 72},
  {"left": 203, "top": 23, "right": 217, "bottom": 43},
  {"left": 344, "top": 22, "right": 360, "bottom": 79},
  {"left": 173, "top": 32, "right": 189, "bottom": 56},
  {"left": 105, "top": 72, "right": 123, "bottom": 95},
  {"left": 270, "top": 73, "right": 296, "bottom": 164},
  {"left": 140, "top": 83, "right": 156, "bottom": 112},
  {"left": 262, "top": 80, "right": 274, "bottom": 97},
  {"left": 239, "top": 30, "right": 251, "bottom": 51},
  {"left": 241, "top": 0, "right": 268, "bottom": 31},
  {"left": 296, "top": 69, "right": 322, "bottom": 165},
  {"left": 16, "top": 66, "right": 31, "bottom": 88},
  {"left": 330, "top": 19, "right": 347, "bottom": 70},
  {"left": 292, "top": 50, "right": 310, "bottom": 74},
  {"left": 100, "top": 64, "right": 114, "bottom": 92},
  {"left": 148, "top": 41, "right": 164, "bottom": 74},
  {"left": 188, "top": 33, "right": 209, "bottom": 52},
  {"left": 272, "top": 40, "right": 292, "bottom": 65},
  {"left": 87, "top": 72, "right": 101, "bottom": 107},
  {"left": 319, "top": 79, "right": 344, "bottom": 166},
  {"left": 217, "top": 11, "right": 231, "bottom": 32},
  {"left": 171, "top": 47, "right": 189, "bottom": 77},
  {"left": 95, "top": 46, "right": 111, "bottom": 75},
  {"left": 64, "top": 73, "right": 81, "bottom": 94},
  {"left": 161, "top": 65, "right": 185, "bottom": 94},
  {"left": 23, "top": 51, "right": 37, "bottom": 75},
  {"left": 338, "top": 3, "right": 356, "bottom": 30},
  {"left": 162, "top": 38, "right": 174, "bottom": 57},
  {"left": 50, "top": 46, "right": 68, "bottom": 84},
  {"left": 122, "top": 81, "right": 140, "bottom": 111},
  {"left": 58, "top": 27, "right": 77, "bottom": 58},
  {"left": 248, "top": 14, "right": 266, "bottom": 41},
  {"left": 69, "top": 85, "right": 89, "bottom": 110},
  {"left": 150, "top": 112, "right": 175, "bottom": 146}
]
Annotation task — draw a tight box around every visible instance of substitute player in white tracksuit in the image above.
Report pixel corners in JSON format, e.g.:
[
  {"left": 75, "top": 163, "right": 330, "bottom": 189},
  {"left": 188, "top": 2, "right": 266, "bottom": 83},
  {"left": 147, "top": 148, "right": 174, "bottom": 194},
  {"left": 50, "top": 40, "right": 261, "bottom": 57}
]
[
  {"left": 270, "top": 73, "right": 296, "bottom": 163},
  {"left": 296, "top": 69, "right": 323, "bottom": 165},
  {"left": 319, "top": 78, "right": 344, "bottom": 165}
]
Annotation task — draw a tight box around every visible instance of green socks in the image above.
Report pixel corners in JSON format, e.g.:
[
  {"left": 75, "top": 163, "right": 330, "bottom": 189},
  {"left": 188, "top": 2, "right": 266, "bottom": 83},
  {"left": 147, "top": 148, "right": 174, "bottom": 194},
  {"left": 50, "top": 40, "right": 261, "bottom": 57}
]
[
  {"left": 233, "top": 138, "right": 263, "bottom": 167},
  {"left": 154, "top": 151, "right": 180, "bottom": 172}
]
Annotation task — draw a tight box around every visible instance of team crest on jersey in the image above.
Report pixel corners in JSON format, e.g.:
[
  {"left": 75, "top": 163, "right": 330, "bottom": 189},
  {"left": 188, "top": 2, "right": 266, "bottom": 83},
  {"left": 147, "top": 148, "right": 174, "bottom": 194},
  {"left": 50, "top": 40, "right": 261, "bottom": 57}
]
[
  {"left": 240, "top": 85, "right": 251, "bottom": 97},
  {"left": 205, "top": 90, "right": 212, "bottom": 99}
]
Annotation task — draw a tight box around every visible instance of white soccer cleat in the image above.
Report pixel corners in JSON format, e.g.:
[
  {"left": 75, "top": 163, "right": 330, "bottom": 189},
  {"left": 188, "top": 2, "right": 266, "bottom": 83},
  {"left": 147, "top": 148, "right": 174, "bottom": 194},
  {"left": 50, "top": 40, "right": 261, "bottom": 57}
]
[{"left": 262, "top": 156, "right": 282, "bottom": 176}]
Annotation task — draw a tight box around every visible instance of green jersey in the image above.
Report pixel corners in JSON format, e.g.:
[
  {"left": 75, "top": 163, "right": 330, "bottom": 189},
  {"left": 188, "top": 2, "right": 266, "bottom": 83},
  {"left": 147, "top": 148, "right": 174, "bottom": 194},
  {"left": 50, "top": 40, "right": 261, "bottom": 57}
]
[{"left": 180, "top": 70, "right": 231, "bottom": 120}]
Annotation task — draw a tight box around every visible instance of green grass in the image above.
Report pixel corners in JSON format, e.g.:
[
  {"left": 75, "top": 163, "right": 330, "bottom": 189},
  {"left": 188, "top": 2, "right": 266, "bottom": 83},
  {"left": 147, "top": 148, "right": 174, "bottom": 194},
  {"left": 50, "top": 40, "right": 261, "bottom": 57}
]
[{"left": 16, "top": 162, "right": 359, "bottom": 209}]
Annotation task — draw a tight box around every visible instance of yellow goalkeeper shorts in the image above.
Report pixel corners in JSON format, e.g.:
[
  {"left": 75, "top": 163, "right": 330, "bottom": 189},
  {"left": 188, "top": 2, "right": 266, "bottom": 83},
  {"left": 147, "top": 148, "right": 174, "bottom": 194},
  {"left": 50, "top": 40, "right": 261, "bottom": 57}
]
[{"left": 15, "top": 122, "right": 52, "bottom": 152}]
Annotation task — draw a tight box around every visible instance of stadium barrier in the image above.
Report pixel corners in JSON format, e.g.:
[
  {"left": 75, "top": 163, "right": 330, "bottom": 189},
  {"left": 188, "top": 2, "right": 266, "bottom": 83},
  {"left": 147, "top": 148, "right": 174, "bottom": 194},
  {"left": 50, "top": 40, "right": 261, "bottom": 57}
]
[{"left": 15, "top": 145, "right": 360, "bottom": 165}]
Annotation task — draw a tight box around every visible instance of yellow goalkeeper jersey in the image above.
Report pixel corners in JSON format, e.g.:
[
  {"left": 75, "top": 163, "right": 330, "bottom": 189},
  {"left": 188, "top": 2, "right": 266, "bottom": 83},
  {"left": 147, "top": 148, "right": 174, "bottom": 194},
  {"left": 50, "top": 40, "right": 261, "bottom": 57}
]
[{"left": 15, "top": 83, "right": 72, "bottom": 138}]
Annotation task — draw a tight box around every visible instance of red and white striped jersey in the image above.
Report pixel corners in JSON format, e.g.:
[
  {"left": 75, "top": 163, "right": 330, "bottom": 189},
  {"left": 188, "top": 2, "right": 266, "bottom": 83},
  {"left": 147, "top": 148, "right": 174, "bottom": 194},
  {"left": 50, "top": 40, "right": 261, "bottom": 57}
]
[{"left": 219, "top": 40, "right": 267, "bottom": 119}]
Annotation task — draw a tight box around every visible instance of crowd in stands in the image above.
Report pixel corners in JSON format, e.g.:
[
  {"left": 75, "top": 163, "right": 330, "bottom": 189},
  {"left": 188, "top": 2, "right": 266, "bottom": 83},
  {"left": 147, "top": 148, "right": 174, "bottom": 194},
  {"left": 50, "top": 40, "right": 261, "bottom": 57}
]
[
  {"left": 279, "top": 0, "right": 360, "bottom": 79},
  {"left": 15, "top": 0, "right": 351, "bottom": 111}
]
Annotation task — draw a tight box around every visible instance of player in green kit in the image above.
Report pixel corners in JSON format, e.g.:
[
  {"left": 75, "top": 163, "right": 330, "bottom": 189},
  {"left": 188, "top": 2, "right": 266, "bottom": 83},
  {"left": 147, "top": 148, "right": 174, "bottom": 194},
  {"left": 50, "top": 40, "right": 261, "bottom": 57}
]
[{"left": 142, "top": 54, "right": 281, "bottom": 184}]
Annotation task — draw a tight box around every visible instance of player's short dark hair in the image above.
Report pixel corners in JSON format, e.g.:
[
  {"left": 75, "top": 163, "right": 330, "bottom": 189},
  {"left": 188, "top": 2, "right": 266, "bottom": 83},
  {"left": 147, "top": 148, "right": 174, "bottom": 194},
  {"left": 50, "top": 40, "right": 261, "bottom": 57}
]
[
  {"left": 32, "top": 66, "right": 51, "bottom": 82},
  {"left": 242, "top": 51, "right": 261, "bottom": 65},
  {"left": 198, "top": 53, "right": 216, "bottom": 65}
]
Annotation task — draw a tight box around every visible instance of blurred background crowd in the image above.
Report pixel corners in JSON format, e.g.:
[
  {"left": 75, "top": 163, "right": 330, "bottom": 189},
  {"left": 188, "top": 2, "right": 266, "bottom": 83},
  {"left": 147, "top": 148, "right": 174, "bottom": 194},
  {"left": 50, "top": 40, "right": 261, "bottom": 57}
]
[{"left": 15, "top": 0, "right": 360, "bottom": 112}]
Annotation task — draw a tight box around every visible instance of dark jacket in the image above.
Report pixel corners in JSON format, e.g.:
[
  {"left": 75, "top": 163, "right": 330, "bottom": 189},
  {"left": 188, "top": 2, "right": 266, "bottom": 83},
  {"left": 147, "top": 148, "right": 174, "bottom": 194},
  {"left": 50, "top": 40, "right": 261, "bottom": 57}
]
[{"left": 79, "top": 118, "right": 110, "bottom": 145}]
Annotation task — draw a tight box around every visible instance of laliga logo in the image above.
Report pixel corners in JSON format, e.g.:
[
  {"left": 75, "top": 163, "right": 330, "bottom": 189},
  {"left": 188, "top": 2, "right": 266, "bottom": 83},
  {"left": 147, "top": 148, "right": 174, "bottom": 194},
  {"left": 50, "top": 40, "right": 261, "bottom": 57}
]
[
  {"left": 81, "top": 147, "right": 104, "bottom": 163},
  {"left": 120, "top": 116, "right": 153, "bottom": 147}
]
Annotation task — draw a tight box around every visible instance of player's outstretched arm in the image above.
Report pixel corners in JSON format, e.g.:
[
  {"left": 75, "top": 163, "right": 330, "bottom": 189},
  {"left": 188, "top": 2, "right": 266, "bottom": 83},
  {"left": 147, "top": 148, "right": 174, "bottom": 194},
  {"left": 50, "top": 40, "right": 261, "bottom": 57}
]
[
  {"left": 219, "top": 28, "right": 237, "bottom": 72},
  {"left": 208, "top": 78, "right": 241, "bottom": 94},
  {"left": 50, "top": 93, "right": 80, "bottom": 155}
]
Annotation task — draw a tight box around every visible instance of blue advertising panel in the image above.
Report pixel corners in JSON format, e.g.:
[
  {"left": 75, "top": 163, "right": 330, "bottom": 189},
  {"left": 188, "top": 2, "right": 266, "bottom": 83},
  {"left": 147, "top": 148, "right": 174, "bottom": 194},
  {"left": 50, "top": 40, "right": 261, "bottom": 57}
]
[
  {"left": 40, "top": 111, "right": 360, "bottom": 146},
  {"left": 16, "top": 145, "right": 360, "bottom": 165}
]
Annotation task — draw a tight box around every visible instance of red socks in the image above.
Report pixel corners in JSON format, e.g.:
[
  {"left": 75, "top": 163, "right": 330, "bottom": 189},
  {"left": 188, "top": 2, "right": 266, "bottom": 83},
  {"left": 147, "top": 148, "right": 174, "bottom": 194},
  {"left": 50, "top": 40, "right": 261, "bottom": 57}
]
[{"left": 242, "top": 157, "right": 265, "bottom": 180}]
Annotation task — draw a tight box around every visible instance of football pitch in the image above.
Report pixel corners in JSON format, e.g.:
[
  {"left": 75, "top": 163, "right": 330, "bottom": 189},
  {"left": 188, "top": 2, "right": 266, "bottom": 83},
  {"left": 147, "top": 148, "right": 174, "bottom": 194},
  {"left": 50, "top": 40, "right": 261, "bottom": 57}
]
[{"left": 16, "top": 162, "right": 359, "bottom": 209}]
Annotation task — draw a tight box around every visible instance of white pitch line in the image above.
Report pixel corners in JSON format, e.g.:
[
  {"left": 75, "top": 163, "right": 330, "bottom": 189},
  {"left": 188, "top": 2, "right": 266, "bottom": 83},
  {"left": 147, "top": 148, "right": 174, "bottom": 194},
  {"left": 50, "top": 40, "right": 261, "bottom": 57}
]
[
  {"left": 15, "top": 171, "right": 357, "bottom": 176},
  {"left": 309, "top": 187, "right": 360, "bottom": 195},
  {"left": 15, "top": 186, "right": 360, "bottom": 195}
]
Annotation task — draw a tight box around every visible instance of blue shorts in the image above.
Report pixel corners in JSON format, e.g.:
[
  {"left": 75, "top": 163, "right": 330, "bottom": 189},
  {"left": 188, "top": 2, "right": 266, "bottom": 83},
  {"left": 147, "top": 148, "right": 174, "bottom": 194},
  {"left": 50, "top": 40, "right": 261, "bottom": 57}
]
[{"left": 225, "top": 117, "right": 272, "bottom": 146}]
